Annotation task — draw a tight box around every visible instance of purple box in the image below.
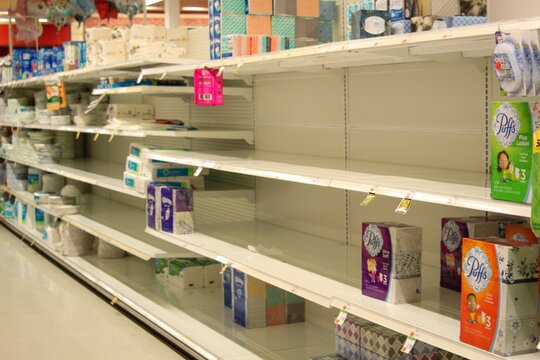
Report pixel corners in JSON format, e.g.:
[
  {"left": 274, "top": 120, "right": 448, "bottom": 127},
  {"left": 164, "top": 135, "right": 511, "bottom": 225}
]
[
  {"left": 160, "top": 186, "right": 194, "bottom": 235},
  {"left": 147, "top": 183, "right": 161, "bottom": 230}
]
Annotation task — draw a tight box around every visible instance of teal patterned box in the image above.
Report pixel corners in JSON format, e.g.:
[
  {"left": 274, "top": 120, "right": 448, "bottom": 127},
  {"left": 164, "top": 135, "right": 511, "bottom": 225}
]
[
  {"left": 222, "top": 14, "right": 247, "bottom": 35},
  {"left": 272, "top": 16, "right": 296, "bottom": 48}
]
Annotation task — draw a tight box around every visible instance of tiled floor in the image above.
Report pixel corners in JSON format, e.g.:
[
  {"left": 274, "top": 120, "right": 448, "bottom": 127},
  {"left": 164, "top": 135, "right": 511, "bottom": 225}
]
[{"left": 0, "top": 225, "right": 185, "bottom": 360}]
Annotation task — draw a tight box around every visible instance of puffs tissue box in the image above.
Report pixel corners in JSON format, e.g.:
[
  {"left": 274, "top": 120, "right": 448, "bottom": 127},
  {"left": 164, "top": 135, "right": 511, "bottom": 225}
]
[
  {"left": 460, "top": 237, "right": 539, "bottom": 356},
  {"left": 360, "top": 325, "right": 408, "bottom": 359},
  {"left": 440, "top": 217, "right": 500, "bottom": 291},
  {"left": 362, "top": 222, "right": 422, "bottom": 304},
  {"left": 160, "top": 186, "right": 194, "bottom": 235}
]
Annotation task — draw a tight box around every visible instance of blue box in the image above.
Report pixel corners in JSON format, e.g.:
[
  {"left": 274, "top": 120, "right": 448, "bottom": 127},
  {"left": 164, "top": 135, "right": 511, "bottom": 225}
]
[
  {"left": 223, "top": 267, "right": 233, "bottom": 308},
  {"left": 232, "top": 269, "right": 267, "bottom": 328},
  {"left": 318, "top": 20, "right": 333, "bottom": 43},
  {"left": 451, "top": 15, "right": 486, "bottom": 27},
  {"left": 160, "top": 186, "right": 194, "bottom": 234},
  {"left": 335, "top": 336, "right": 361, "bottom": 360},
  {"left": 147, "top": 183, "right": 160, "bottom": 230},
  {"left": 320, "top": 0, "right": 337, "bottom": 21}
]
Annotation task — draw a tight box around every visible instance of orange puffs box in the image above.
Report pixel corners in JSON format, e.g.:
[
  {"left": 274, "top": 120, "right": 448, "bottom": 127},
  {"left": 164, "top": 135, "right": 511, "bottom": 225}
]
[{"left": 461, "top": 237, "right": 539, "bottom": 356}]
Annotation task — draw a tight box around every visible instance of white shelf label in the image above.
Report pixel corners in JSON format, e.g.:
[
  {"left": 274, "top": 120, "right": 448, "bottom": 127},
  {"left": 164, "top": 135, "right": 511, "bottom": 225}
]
[
  {"left": 334, "top": 305, "right": 350, "bottom": 326},
  {"left": 360, "top": 192, "right": 376, "bottom": 207},
  {"left": 395, "top": 193, "right": 414, "bottom": 215},
  {"left": 401, "top": 329, "right": 420, "bottom": 354}
]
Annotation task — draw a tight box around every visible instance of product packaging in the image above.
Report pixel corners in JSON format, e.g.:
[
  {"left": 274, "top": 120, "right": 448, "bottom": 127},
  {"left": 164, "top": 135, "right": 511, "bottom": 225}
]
[
  {"left": 160, "top": 186, "right": 194, "bottom": 235},
  {"left": 168, "top": 259, "right": 204, "bottom": 289},
  {"left": 460, "top": 237, "right": 539, "bottom": 356},
  {"left": 194, "top": 68, "right": 224, "bottom": 106},
  {"left": 233, "top": 269, "right": 267, "bottom": 328},
  {"left": 362, "top": 222, "right": 422, "bottom": 303}
]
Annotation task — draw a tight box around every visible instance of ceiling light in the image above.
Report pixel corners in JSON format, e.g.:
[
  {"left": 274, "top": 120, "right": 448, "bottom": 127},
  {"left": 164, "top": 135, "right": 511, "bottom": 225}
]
[
  {"left": 182, "top": 6, "right": 208, "bottom": 11},
  {"left": 38, "top": 18, "right": 47, "bottom": 23},
  {"left": 145, "top": 0, "right": 162, "bottom": 5},
  {"left": 0, "top": 11, "right": 8, "bottom": 15}
]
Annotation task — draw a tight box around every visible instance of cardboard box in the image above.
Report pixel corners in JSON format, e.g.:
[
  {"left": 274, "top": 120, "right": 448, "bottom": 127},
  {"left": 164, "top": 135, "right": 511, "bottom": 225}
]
[
  {"left": 168, "top": 259, "right": 204, "bottom": 289},
  {"left": 160, "top": 186, "right": 194, "bottom": 235},
  {"left": 297, "top": 0, "right": 319, "bottom": 17},
  {"left": 320, "top": 0, "right": 337, "bottom": 21},
  {"left": 351, "top": 10, "right": 391, "bottom": 39},
  {"left": 203, "top": 263, "right": 222, "bottom": 287},
  {"left": 248, "top": 0, "right": 273, "bottom": 15},
  {"left": 452, "top": 15, "right": 486, "bottom": 27},
  {"left": 318, "top": 20, "right": 334, "bottom": 43},
  {"left": 459, "top": 0, "right": 486, "bottom": 16},
  {"left": 296, "top": 17, "right": 319, "bottom": 39},
  {"left": 222, "top": 266, "right": 233, "bottom": 308},
  {"left": 210, "top": 0, "right": 247, "bottom": 14},
  {"left": 154, "top": 258, "right": 169, "bottom": 285},
  {"left": 362, "top": 223, "right": 422, "bottom": 304},
  {"left": 233, "top": 270, "right": 268, "bottom": 328},
  {"left": 334, "top": 314, "right": 373, "bottom": 345},
  {"left": 273, "top": 0, "right": 296, "bottom": 15},
  {"left": 272, "top": 16, "right": 296, "bottom": 48},
  {"left": 247, "top": 15, "right": 272, "bottom": 35},
  {"left": 440, "top": 217, "right": 500, "bottom": 291},
  {"left": 335, "top": 336, "right": 361, "bottom": 360},
  {"left": 460, "top": 237, "right": 539, "bottom": 356},
  {"left": 361, "top": 325, "right": 407, "bottom": 359}
]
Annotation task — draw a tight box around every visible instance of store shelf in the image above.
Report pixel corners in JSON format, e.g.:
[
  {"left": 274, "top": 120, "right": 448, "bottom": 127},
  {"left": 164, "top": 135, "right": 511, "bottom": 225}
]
[
  {"left": 1, "top": 216, "right": 335, "bottom": 360},
  {"left": 138, "top": 18, "right": 540, "bottom": 78},
  {"left": 146, "top": 220, "right": 539, "bottom": 360},
  {"left": 146, "top": 150, "right": 530, "bottom": 217},
  {"left": 0, "top": 58, "right": 201, "bottom": 89},
  {"left": 0, "top": 154, "right": 145, "bottom": 199},
  {"left": 0, "top": 122, "right": 255, "bottom": 144},
  {"left": 92, "top": 85, "right": 253, "bottom": 101},
  {"left": 0, "top": 185, "right": 79, "bottom": 217}
]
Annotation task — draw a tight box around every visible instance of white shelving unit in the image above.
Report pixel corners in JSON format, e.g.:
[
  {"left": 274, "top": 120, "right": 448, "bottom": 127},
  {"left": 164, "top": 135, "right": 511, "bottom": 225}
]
[
  {"left": 0, "top": 122, "right": 255, "bottom": 144},
  {"left": 92, "top": 85, "right": 253, "bottom": 101},
  {"left": 146, "top": 150, "right": 530, "bottom": 217},
  {"left": 139, "top": 18, "right": 540, "bottom": 78},
  {"left": 1, "top": 217, "right": 335, "bottom": 360},
  {"left": 1, "top": 12, "right": 539, "bottom": 360}
]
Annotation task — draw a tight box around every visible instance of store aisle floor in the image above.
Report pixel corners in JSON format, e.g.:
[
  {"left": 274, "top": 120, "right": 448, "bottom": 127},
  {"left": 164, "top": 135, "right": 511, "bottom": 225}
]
[{"left": 0, "top": 225, "right": 185, "bottom": 360}]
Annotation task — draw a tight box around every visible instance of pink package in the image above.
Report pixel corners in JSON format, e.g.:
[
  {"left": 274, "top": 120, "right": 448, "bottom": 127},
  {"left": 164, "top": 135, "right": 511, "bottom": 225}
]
[{"left": 194, "top": 68, "right": 224, "bottom": 106}]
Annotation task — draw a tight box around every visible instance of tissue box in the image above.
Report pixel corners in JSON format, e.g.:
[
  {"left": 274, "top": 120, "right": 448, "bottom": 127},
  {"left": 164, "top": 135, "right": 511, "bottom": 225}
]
[
  {"left": 505, "top": 224, "right": 539, "bottom": 244},
  {"left": 222, "top": 14, "right": 248, "bottom": 34},
  {"left": 412, "top": 341, "right": 439, "bottom": 360},
  {"left": 297, "top": 0, "right": 319, "bottom": 17},
  {"left": 223, "top": 266, "right": 233, "bottom": 308},
  {"left": 296, "top": 17, "right": 319, "bottom": 39},
  {"left": 142, "top": 163, "right": 202, "bottom": 180},
  {"left": 248, "top": 0, "right": 273, "bottom": 15},
  {"left": 352, "top": 10, "right": 391, "bottom": 39},
  {"left": 437, "top": 350, "right": 466, "bottom": 360},
  {"left": 459, "top": 0, "right": 486, "bottom": 16},
  {"left": 460, "top": 237, "right": 539, "bottom": 356},
  {"left": 361, "top": 326, "right": 408, "bottom": 359},
  {"left": 210, "top": 0, "right": 247, "bottom": 14},
  {"left": 391, "top": 20, "right": 411, "bottom": 34},
  {"left": 123, "top": 171, "right": 152, "bottom": 194},
  {"left": 411, "top": 15, "right": 452, "bottom": 31},
  {"left": 160, "top": 186, "right": 194, "bottom": 235},
  {"left": 146, "top": 183, "right": 163, "bottom": 230},
  {"left": 441, "top": 217, "right": 500, "bottom": 291},
  {"left": 296, "top": 39, "right": 319, "bottom": 48},
  {"left": 272, "top": 16, "right": 296, "bottom": 48},
  {"left": 154, "top": 258, "right": 169, "bottom": 284},
  {"left": 362, "top": 223, "right": 422, "bottom": 304},
  {"left": 247, "top": 15, "right": 272, "bottom": 35},
  {"left": 491, "top": 102, "right": 534, "bottom": 204},
  {"left": 335, "top": 314, "right": 373, "bottom": 345},
  {"left": 274, "top": 0, "right": 296, "bottom": 15},
  {"left": 320, "top": 0, "right": 337, "bottom": 21},
  {"left": 266, "top": 285, "right": 287, "bottom": 326},
  {"left": 335, "top": 336, "right": 361, "bottom": 360},
  {"left": 233, "top": 269, "right": 267, "bottom": 328},
  {"left": 194, "top": 260, "right": 222, "bottom": 287},
  {"left": 310, "top": 355, "right": 346, "bottom": 360},
  {"left": 318, "top": 20, "right": 334, "bottom": 43},
  {"left": 360, "top": 347, "right": 410, "bottom": 360},
  {"left": 85, "top": 27, "right": 112, "bottom": 43},
  {"left": 168, "top": 259, "right": 204, "bottom": 289},
  {"left": 451, "top": 15, "right": 486, "bottom": 27},
  {"left": 431, "top": 0, "right": 459, "bottom": 15}
]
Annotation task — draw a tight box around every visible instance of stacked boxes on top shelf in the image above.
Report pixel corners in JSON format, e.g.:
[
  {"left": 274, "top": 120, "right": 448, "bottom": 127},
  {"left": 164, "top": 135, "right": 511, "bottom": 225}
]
[
  {"left": 346, "top": 0, "right": 487, "bottom": 39},
  {"left": 221, "top": 267, "right": 305, "bottom": 328},
  {"left": 209, "top": 0, "right": 338, "bottom": 59}
]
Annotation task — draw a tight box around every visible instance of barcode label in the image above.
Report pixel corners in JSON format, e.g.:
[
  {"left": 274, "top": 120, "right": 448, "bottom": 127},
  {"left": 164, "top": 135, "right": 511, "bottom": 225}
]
[{"left": 199, "top": 94, "right": 213, "bottom": 101}]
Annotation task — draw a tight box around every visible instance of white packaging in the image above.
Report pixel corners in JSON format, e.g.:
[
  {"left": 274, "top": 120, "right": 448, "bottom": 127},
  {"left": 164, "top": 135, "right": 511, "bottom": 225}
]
[
  {"left": 154, "top": 26, "right": 167, "bottom": 42},
  {"left": 528, "top": 30, "right": 540, "bottom": 96},
  {"left": 166, "top": 27, "right": 188, "bottom": 43},
  {"left": 130, "top": 25, "right": 155, "bottom": 43},
  {"left": 112, "top": 26, "right": 131, "bottom": 41},
  {"left": 107, "top": 104, "right": 137, "bottom": 119},
  {"left": 42, "top": 174, "right": 66, "bottom": 194},
  {"left": 123, "top": 171, "right": 151, "bottom": 194},
  {"left": 85, "top": 27, "right": 112, "bottom": 43},
  {"left": 45, "top": 225, "right": 62, "bottom": 252},
  {"left": 125, "top": 155, "right": 144, "bottom": 174},
  {"left": 134, "top": 104, "right": 155, "bottom": 120},
  {"left": 493, "top": 31, "right": 528, "bottom": 97},
  {"left": 59, "top": 222, "right": 95, "bottom": 256},
  {"left": 168, "top": 259, "right": 204, "bottom": 289},
  {"left": 204, "top": 263, "right": 222, "bottom": 287},
  {"left": 97, "top": 239, "right": 125, "bottom": 258}
]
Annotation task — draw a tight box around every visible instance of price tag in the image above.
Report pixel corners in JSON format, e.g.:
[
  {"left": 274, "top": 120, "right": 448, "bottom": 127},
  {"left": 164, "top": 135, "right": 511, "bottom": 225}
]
[
  {"left": 219, "top": 262, "right": 233, "bottom": 274},
  {"left": 401, "top": 329, "right": 420, "bottom": 354},
  {"left": 534, "top": 131, "right": 540, "bottom": 154},
  {"left": 111, "top": 297, "right": 119, "bottom": 305},
  {"left": 360, "top": 192, "right": 376, "bottom": 207},
  {"left": 334, "top": 306, "right": 350, "bottom": 326},
  {"left": 395, "top": 194, "right": 414, "bottom": 215},
  {"left": 93, "top": 133, "right": 100, "bottom": 141},
  {"left": 108, "top": 134, "right": 114, "bottom": 143},
  {"left": 76, "top": 132, "right": 81, "bottom": 140}
]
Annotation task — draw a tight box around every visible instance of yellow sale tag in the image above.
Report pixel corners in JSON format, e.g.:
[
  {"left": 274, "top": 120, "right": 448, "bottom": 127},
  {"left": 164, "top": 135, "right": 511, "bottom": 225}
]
[
  {"left": 534, "top": 131, "right": 540, "bottom": 154},
  {"left": 360, "top": 192, "right": 376, "bottom": 207},
  {"left": 395, "top": 196, "right": 413, "bottom": 215}
]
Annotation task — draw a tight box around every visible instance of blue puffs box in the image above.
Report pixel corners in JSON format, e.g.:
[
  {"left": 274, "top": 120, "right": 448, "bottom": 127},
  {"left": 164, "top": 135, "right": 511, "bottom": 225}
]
[{"left": 452, "top": 16, "right": 486, "bottom": 27}]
